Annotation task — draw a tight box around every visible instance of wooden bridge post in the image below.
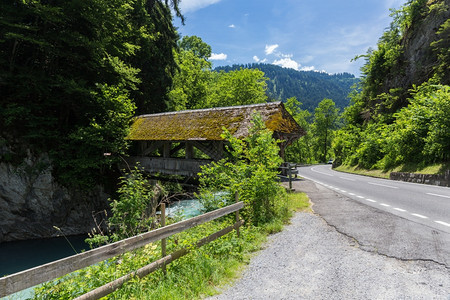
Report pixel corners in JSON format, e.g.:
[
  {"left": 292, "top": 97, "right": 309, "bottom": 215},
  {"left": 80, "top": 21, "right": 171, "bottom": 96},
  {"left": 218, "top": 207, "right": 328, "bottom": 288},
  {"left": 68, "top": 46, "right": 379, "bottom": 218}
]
[
  {"left": 288, "top": 166, "right": 292, "bottom": 192},
  {"left": 185, "top": 142, "right": 194, "bottom": 159}
]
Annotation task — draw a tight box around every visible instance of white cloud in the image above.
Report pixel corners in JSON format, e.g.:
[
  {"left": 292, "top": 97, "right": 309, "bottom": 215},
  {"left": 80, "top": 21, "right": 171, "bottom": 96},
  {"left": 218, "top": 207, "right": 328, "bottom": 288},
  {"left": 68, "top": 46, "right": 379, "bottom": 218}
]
[
  {"left": 179, "top": 0, "right": 222, "bottom": 13},
  {"left": 300, "top": 66, "right": 316, "bottom": 71},
  {"left": 209, "top": 53, "right": 227, "bottom": 60},
  {"left": 229, "top": 24, "right": 236, "bottom": 28},
  {"left": 280, "top": 53, "right": 293, "bottom": 58},
  {"left": 254, "top": 56, "right": 267, "bottom": 63},
  {"left": 272, "top": 58, "right": 299, "bottom": 70},
  {"left": 265, "top": 44, "right": 279, "bottom": 55}
]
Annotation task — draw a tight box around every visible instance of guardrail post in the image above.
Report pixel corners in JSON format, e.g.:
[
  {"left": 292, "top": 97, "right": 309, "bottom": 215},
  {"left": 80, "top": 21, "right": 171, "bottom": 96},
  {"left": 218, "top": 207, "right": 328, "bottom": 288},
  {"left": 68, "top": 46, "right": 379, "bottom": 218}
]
[
  {"left": 161, "top": 203, "right": 167, "bottom": 275},
  {"left": 288, "top": 166, "right": 292, "bottom": 192},
  {"left": 235, "top": 192, "right": 240, "bottom": 237}
]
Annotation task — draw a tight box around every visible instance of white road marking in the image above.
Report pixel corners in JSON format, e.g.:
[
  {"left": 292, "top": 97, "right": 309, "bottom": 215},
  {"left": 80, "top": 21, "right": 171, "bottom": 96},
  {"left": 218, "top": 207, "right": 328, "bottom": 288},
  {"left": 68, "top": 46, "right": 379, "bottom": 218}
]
[
  {"left": 411, "top": 213, "right": 428, "bottom": 219},
  {"left": 366, "top": 199, "right": 377, "bottom": 203},
  {"left": 340, "top": 177, "right": 356, "bottom": 181},
  {"left": 349, "top": 193, "right": 355, "bottom": 196},
  {"left": 341, "top": 190, "right": 347, "bottom": 193},
  {"left": 435, "top": 221, "right": 450, "bottom": 227},
  {"left": 394, "top": 208, "right": 407, "bottom": 212},
  {"left": 426, "top": 193, "right": 450, "bottom": 199},
  {"left": 368, "top": 182, "right": 398, "bottom": 189},
  {"left": 380, "top": 203, "right": 390, "bottom": 207},
  {"left": 311, "top": 166, "right": 334, "bottom": 177},
  {"left": 357, "top": 196, "right": 365, "bottom": 199}
]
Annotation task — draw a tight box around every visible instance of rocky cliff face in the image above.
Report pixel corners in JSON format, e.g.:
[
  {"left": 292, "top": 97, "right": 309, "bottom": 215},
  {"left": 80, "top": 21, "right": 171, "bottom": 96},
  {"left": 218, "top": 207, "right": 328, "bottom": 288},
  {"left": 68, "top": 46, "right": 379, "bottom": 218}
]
[
  {"left": 387, "top": 0, "right": 450, "bottom": 91},
  {"left": 0, "top": 149, "right": 109, "bottom": 243}
]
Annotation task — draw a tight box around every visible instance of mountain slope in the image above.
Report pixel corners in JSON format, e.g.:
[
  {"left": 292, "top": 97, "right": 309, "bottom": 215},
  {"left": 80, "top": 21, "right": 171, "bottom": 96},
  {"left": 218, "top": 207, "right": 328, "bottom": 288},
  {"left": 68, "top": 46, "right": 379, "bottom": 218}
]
[{"left": 215, "top": 63, "right": 359, "bottom": 111}]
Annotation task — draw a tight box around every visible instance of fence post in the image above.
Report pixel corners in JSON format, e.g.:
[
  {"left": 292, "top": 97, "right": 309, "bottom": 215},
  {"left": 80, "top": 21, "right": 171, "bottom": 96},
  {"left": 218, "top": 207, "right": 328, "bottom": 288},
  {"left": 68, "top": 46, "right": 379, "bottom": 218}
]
[
  {"left": 235, "top": 192, "right": 240, "bottom": 237},
  {"left": 161, "top": 203, "right": 167, "bottom": 275},
  {"left": 288, "top": 165, "right": 292, "bottom": 192}
]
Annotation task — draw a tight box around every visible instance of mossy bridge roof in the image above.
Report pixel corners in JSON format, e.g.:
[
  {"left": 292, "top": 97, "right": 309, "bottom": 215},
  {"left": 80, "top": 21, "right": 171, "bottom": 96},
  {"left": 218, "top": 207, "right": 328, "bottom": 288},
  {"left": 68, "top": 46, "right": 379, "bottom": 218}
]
[{"left": 127, "top": 102, "right": 305, "bottom": 141}]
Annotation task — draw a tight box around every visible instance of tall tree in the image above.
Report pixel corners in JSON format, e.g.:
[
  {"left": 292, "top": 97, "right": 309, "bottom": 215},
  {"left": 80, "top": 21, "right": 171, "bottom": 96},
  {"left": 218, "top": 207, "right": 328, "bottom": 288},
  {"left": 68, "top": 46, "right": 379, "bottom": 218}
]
[
  {"left": 0, "top": 0, "right": 182, "bottom": 187},
  {"left": 168, "top": 40, "right": 269, "bottom": 110},
  {"left": 128, "top": 0, "right": 179, "bottom": 114},
  {"left": 179, "top": 35, "right": 212, "bottom": 60},
  {"left": 312, "top": 99, "right": 340, "bottom": 162},
  {"left": 168, "top": 36, "right": 212, "bottom": 111},
  {"left": 284, "top": 97, "right": 315, "bottom": 163},
  {"left": 206, "top": 68, "right": 268, "bottom": 108}
]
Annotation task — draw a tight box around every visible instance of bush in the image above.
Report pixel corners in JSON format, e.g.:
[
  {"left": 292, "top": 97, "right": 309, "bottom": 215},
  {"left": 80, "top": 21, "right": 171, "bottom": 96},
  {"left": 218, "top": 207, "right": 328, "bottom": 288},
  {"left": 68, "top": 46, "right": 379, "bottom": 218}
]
[{"left": 198, "top": 113, "right": 286, "bottom": 225}]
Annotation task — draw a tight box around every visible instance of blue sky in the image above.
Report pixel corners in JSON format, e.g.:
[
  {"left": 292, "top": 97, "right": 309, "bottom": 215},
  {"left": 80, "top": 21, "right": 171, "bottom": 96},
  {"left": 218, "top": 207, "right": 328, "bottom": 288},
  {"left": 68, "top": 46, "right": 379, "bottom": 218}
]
[{"left": 175, "top": 0, "right": 406, "bottom": 76}]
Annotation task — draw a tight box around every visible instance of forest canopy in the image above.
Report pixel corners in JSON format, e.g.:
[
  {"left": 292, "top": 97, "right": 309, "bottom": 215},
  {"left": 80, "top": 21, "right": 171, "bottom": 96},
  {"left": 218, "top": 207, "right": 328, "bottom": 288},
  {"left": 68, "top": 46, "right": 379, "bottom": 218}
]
[
  {"left": 216, "top": 64, "right": 358, "bottom": 112},
  {"left": 0, "top": 0, "right": 180, "bottom": 187}
]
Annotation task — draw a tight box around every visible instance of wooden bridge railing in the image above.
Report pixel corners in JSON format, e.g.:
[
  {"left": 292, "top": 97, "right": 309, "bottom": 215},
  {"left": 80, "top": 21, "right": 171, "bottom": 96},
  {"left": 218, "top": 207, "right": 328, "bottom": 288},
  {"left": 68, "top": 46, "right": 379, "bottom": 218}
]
[
  {"left": 0, "top": 201, "right": 244, "bottom": 299},
  {"left": 125, "top": 156, "right": 213, "bottom": 177}
]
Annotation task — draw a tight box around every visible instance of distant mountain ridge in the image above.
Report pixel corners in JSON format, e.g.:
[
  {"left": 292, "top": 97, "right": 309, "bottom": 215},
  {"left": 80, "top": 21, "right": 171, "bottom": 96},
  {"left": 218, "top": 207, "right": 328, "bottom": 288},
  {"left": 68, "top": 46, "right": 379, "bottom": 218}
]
[{"left": 215, "top": 63, "right": 359, "bottom": 112}]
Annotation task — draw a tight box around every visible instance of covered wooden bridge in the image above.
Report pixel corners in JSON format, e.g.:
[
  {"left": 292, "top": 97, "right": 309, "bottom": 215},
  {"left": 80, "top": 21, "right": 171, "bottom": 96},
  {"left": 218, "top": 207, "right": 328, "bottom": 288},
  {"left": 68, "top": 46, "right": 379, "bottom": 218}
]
[{"left": 125, "top": 102, "right": 305, "bottom": 177}]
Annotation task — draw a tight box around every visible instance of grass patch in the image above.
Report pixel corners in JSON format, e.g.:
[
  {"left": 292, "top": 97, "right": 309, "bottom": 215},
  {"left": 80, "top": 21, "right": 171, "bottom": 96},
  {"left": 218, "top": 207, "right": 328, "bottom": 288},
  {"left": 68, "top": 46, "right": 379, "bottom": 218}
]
[
  {"left": 393, "top": 162, "right": 449, "bottom": 174},
  {"left": 334, "top": 165, "right": 391, "bottom": 179},
  {"left": 287, "top": 192, "right": 311, "bottom": 213},
  {"left": 263, "top": 219, "right": 284, "bottom": 234},
  {"left": 335, "top": 163, "right": 449, "bottom": 179}
]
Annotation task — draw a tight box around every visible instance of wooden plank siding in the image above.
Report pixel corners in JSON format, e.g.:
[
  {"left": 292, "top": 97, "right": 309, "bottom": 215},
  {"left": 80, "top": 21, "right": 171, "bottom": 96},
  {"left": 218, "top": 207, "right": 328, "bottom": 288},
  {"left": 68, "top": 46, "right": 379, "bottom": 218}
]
[{"left": 124, "top": 156, "right": 212, "bottom": 177}]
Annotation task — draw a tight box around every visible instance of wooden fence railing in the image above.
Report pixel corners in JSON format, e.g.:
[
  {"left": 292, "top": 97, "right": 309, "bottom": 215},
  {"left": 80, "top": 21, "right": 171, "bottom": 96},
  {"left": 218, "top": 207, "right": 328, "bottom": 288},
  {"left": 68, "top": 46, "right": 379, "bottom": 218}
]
[{"left": 0, "top": 201, "right": 244, "bottom": 299}]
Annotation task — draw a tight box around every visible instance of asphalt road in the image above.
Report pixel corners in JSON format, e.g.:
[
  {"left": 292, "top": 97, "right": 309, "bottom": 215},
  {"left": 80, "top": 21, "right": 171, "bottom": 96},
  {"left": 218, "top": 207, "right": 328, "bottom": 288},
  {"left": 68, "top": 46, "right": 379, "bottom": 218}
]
[
  {"left": 298, "top": 165, "right": 450, "bottom": 233},
  {"left": 208, "top": 179, "right": 450, "bottom": 299}
]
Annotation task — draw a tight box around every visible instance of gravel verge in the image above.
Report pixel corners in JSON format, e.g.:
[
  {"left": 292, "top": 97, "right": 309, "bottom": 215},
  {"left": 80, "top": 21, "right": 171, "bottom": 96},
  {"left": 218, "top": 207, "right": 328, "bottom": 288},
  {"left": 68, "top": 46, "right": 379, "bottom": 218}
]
[{"left": 207, "top": 206, "right": 450, "bottom": 299}]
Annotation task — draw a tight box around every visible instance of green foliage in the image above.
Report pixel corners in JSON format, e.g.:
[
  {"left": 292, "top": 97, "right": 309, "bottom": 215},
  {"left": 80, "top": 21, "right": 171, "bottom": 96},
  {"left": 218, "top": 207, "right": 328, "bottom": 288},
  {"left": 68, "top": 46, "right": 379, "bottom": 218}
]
[
  {"left": 431, "top": 19, "right": 450, "bottom": 84},
  {"left": 332, "top": 125, "right": 361, "bottom": 166},
  {"left": 353, "top": 123, "right": 386, "bottom": 169},
  {"left": 335, "top": 82, "right": 450, "bottom": 170},
  {"left": 55, "top": 85, "right": 135, "bottom": 187},
  {"left": 334, "top": 0, "right": 449, "bottom": 170},
  {"left": 168, "top": 40, "right": 268, "bottom": 111},
  {"left": 179, "top": 35, "right": 212, "bottom": 60},
  {"left": 33, "top": 164, "right": 309, "bottom": 299},
  {"left": 311, "top": 99, "right": 340, "bottom": 162},
  {"left": 284, "top": 97, "right": 316, "bottom": 164},
  {"left": 85, "top": 166, "right": 158, "bottom": 247},
  {"left": 381, "top": 83, "right": 450, "bottom": 167},
  {"left": 205, "top": 68, "right": 268, "bottom": 108},
  {"left": 199, "top": 113, "right": 286, "bottom": 225},
  {"left": 108, "top": 167, "right": 158, "bottom": 240},
  {"left": 0, "top": 0, "right": 180, "bottom": 188},
  {"left": 349, "top": 0, "right": 447, "bottom": 125},
  {"left": 33, "top": 218, "right": 267, "bottom": 299},
  {"left": 128, "top": 0, "right": 179, "bottom": 115},
  {"left": 389, "top": 0, "right": 428, "bottom": 35},
  {"left": 168, "top": 46, "right": 211, "bottom": 110}
]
